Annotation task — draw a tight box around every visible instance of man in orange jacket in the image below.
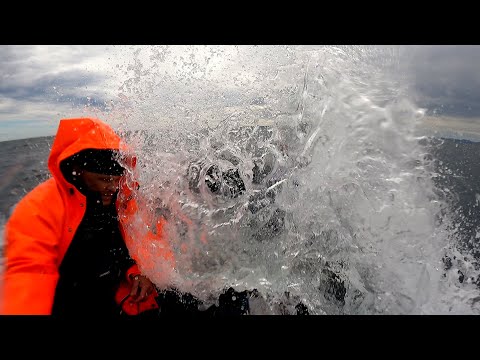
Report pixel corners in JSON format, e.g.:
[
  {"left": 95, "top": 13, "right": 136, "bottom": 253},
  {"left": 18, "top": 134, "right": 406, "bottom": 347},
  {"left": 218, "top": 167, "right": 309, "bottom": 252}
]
[{"left": 0, "top": 117, "right": 174, "bottom": 316}]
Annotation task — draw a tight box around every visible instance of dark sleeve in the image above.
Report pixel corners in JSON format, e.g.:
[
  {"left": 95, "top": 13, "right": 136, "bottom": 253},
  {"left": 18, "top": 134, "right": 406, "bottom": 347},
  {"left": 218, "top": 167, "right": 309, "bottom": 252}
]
[{"left": 118, "top": 248, "right": 137, "bottom": 276}]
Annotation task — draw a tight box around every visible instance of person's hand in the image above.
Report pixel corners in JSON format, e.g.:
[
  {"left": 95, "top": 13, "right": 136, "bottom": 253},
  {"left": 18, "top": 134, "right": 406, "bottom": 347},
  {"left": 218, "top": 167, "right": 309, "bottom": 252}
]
[{"left": 129, "top": 274, "right": 156, "bottom": 303}]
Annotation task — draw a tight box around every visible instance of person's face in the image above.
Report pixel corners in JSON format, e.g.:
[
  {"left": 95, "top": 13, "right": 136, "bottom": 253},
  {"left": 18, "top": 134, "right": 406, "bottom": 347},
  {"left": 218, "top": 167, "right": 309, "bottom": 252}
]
[{"left": 77, "top": 169, "right": 123, "bottom": 206}]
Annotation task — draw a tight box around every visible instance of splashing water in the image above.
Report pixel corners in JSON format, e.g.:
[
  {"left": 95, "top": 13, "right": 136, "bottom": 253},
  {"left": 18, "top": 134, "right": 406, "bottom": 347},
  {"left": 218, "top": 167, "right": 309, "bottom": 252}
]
[{"left": 99, "top": 45, "right": 480, "bottom": 314}]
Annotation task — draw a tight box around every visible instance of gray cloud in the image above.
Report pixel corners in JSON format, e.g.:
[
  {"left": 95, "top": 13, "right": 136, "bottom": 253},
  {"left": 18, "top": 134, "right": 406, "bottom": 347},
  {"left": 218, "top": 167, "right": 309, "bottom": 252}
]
[
  {"left": 402, "top": 45, "right": 480, "bottom": 118},
  {"left": 0, "top": 45, "right": 113, "bottom": 117},
  {"left": 1, "top": 69, "right": 103, "bottom": 101}
]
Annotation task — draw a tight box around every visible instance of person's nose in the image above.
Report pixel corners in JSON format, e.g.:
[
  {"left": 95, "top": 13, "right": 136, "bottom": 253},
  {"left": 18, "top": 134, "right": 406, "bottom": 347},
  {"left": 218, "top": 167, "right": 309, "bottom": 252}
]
[{"left": 106, "top": 178, "right": 120, "bottom": 192}]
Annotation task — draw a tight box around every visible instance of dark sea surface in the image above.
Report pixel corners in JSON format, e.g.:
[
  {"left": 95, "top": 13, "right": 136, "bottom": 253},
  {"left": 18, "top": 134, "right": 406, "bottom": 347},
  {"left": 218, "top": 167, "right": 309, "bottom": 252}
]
[
  {"left": 429, "top": 138, "right": 480, "bottom": 262},
  {"left": 0, "top": 136, "right": 53, "bottom": 220}
]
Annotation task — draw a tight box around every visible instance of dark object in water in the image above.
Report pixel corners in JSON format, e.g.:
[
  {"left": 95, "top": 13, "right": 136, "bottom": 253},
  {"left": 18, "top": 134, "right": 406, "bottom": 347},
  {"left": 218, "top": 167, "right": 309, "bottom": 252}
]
[
  {"left": 442, "top": 255, "right": 453, "bottom": 270},
  {"left": 319, "top": 267, "right": 347, "bottom": 306},
  {"left": 188, "top": 162, "right": 246, "bottom": 199},
  {"left": 215, "top": 287, "right": 251, "bottom": 315},
  {"left": 220, "top": 168, "right": 246, "bottom": 199},
  {"left": 205, "top": 164, "right": 221, "bottom": 193},
  {"left": 247, "top": 188, "right": 276, "bottom": 214},
  {"left": 132, "top": 287, "right": 309, "bottom": 316},
  {"left": 295, "top": 302, "right": 310, "bottom": 315},
  {"left": 253, "top": 208, "right": 286, "bottom": 241}
]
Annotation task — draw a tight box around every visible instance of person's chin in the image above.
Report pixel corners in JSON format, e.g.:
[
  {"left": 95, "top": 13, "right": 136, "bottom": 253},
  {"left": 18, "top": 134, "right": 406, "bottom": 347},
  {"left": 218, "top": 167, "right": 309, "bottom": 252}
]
[{"left": 101, "top": 195, "right": 114, "bottom": 205}]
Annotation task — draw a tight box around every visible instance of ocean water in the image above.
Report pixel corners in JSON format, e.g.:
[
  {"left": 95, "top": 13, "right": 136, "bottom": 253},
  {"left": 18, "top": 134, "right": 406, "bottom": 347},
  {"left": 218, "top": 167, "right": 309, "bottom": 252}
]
[{"left": 2, "top": 45, "right": 480, "bottom": 314}]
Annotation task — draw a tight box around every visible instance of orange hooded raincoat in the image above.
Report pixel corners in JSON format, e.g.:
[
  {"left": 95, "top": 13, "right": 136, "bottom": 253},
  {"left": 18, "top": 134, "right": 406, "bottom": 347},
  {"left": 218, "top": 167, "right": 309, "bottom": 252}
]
[{"left": 0, "top": 117, "right": 175, "bottom": 315}]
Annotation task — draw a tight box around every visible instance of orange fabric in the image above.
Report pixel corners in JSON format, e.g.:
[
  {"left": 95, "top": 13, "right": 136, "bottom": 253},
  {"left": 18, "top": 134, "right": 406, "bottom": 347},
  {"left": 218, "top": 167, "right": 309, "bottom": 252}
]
[{"left": 0, "top": 117, "right": 174, "bottom": 315}]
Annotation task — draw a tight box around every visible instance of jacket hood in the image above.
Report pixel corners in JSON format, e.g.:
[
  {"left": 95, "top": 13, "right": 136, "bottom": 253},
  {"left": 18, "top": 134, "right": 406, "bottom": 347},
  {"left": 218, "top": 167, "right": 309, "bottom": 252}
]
[{"left": 48, "top": 118, "right": 134, "bottom": 187}]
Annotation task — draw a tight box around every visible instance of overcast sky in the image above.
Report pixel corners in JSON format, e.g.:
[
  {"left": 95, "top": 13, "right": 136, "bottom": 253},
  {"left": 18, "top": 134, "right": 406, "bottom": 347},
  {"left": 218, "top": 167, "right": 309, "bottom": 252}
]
[{"left": 1, "top": 45, "right": 479, "bottom": 141}]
